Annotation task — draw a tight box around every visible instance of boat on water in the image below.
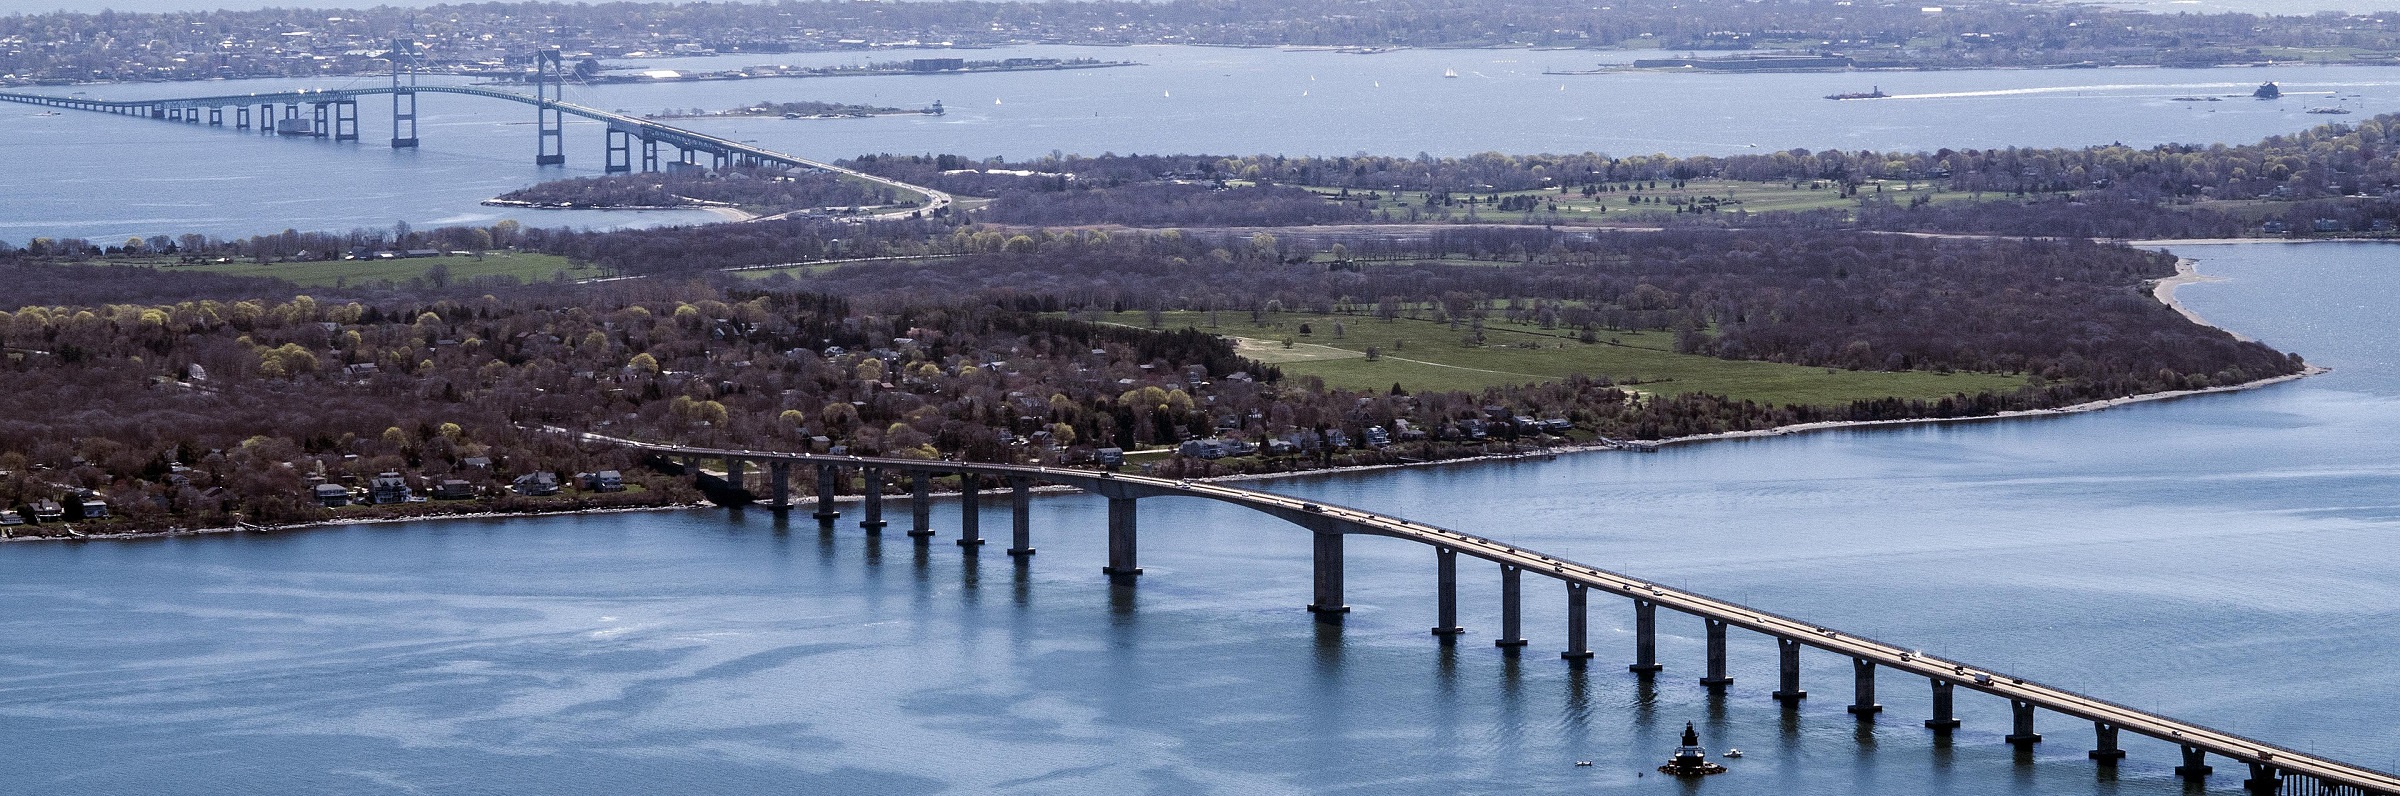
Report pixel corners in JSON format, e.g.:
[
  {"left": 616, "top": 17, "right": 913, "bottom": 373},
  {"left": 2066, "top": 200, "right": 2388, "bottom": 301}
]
[
  {"left": 2308, "top": 106, "right": 2352, "bottom": 114},
  {"left": 32, "top": 110, "right": 60, "bottom": 117},
  {"left": 2170, "top": 96, "right": 2222, "bottom": 102},
  {"left": 1443, "top": 68, "right": 1459, "bottom": 78},
  {"left": 2254, "top": 81, "right": 2282, "bottom": 99},
  {"left": 1824, "top": 86, "right": 1887, "bottom": 100}
]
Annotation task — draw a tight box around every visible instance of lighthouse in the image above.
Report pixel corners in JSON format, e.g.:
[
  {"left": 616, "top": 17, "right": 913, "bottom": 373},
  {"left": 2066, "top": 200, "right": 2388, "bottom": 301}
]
[{"left": 1659, "top": 721, "right": 1728, "bottom": 777}]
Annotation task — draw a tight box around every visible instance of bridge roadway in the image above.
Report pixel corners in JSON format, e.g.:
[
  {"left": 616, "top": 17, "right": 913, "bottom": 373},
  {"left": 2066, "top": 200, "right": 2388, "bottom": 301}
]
[
  {"left": 583, "top": 431, "right": 2397, "bottom": 795},
  {"left": 0, "top": 86, "right": 951, "bottom": 221}
]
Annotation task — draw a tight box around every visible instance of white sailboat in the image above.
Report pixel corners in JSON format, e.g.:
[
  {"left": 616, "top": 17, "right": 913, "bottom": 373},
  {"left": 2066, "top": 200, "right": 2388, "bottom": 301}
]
[{"left": 1443, "top": 68, "right": 1459, "bottom": 78}]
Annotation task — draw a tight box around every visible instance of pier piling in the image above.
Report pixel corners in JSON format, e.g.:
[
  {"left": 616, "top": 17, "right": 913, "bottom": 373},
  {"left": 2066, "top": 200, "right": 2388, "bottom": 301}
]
[
  {"left": 1562, "top": 581, "right": 1593, "bottom": 660},
  {"left": 1494, "top": 563, "right": 1526, "bottom": 651},
  {"left": 1773, "top": 637, "right": 1807, "bottom": 702},
  {"left": 1630, "top": 598, "right": 1661, "bottom": 673},
  {"left": 1431, "top": 546, "right": 1464, "bottom": 641},
  {"left": 1006, "top": 477, "right": 1034, "bottom": 557}
]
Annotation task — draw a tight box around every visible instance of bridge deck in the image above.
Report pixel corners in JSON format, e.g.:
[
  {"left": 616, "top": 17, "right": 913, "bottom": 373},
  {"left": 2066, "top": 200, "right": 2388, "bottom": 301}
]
[
  {"left": 596, "top": 433, "right": 2399, "bottom": 795},
  {"left": 0, "top": 86, "right": 950, "bottom": 219}
]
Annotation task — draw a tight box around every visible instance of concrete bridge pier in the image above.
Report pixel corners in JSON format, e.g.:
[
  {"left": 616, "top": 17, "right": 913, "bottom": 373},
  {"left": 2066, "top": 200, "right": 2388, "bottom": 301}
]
[
  {"left": 1493, "top": 563, "right": 1526, "bottom": 652},
  {"left": 1102, "top": 497, "right": 1140, "bottom": 579},
  {"left": 767, "top": 461, "right": 791, "bottom": 510},
  {"left": 235, "top": 105, "right": 250, "bottom": 130},
  {"left": 391, "top": 89, "right": 417, "bottom": 148},
  {"left": 1430, "top": 546, "right": 1464, "bottom": 642},
  {"left": 2176, "top": 745, "right": 2214, "bottom": 783},
  {"left": 605, "top": 128, "right": 633, "bottom": 174},
  {"left": 956, "top": 475, "right": 983, "bottom": 548},
  {"left": 1306, "top": 531, "right": 1347, "bottom": 621},
  {"left": 2087, "top": 722, "right": 2125, "bottom": 765},
  {"left": 907, "top": 472, "right": 935, "bottom": 539},
  {"left": 641, "top": 137, "right": 660, "bottom": 173},
  {"left": 2006, "top": 700, "right": 2042, "bottom": 748},
  {"left": 859, "top": 467, "right": 886, "bottom": 530},
  {"left": 311, "top": 102, "right": 329, "bottom": 137},
  {"left": 1925, "top": 678, "right": 1960, "bottom": 731},
  {"left": 813, "top": 465, "right": 840, "bottom": 523},
  {"left": 1699, "top": 618, "right": 1733, "bottom": 687},
  {"left": 2245, "top": 762, "right": 2283, "bottom": 795},
  {"left": 333, "top": 99, "right": 358, "bottom": 141},
  {"left": 1772, "top": 637, "right": 1807, "bottom": 702},
  {"left": 1561, "top": 581, "right": 1593, "bottom": 661},
  {"left": 725, "top": 458, "right": 747, "bottom": 494},
  {"left": 208, "top": 106, "right": 222, "bottom": 126},
  {"left": 1005, "top": 477, "right": 1034, "bottom": 557},
  {"left": 1629, "top": 598, "right": 1661, "bottom": 673},
  {"left": 259, "top": 104, "right": 274, "bottom": 134},
  {"left": 1847, "top": 657, "right": 1881, "bottom": 716}
]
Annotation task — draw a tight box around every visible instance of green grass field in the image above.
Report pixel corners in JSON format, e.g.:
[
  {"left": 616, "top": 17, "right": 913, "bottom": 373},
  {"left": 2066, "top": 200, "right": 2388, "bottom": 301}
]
[
  {"left": 152, "top": 253, "right": 589, "bottom": 287},
  {"left": 1095, "top": 310, "right": 2025, "bottom": 405}
]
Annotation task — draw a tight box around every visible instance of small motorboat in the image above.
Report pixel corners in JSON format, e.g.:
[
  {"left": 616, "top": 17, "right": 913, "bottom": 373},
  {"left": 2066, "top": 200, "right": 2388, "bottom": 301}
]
[
  {"left": 1574, "top": 761, "right": 1593, "bottom": 767},
  {"left": 1724, "top": 749, "right": 1743, "bottom": 759}
]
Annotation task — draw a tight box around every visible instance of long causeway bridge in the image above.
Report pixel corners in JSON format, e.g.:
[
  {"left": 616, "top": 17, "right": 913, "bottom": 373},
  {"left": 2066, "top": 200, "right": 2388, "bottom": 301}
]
[
  {"left": 579, "top": 431, "right": 2399, "bottom": 795},
  {"left": 0, "top": 49, "right": 948, "bottom": 219}
]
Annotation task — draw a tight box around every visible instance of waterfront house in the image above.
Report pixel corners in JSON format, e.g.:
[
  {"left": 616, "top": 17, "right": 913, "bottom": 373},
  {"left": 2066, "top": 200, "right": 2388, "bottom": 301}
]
[
  {"left": 432, "top": 479, "right": 477, "bottom": 501},
  {"left": 368, "top": 472, "right": 413, "bottom": 504},
  {"left": 30, "top": 499, "right": 65, "bottom": 523},
  {"left": 313, "top": 483, "right": 351, "bottom": 508},
  {"left": 583, "top": 470, "right": 625, "bottom": 492},
  {"left": 76, "top": 496, "right": 110, "bottom": 519},
  {"left": 512, "top": 471, "right": 560, "bottom": 496}
]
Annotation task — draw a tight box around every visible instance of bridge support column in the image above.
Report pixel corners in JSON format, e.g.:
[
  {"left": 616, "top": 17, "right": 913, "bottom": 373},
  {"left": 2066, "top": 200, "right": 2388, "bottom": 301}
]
[
  {"left": 605, "top": 127, "right": 632, "bottom": 174},
  {"left": 907, "top": 471, "right": 934, "bottom": 539},
  {"left": 261, "top": 104, "right": 275, "bottom": 133},
  {"left": 859, "top": 467, "right": 885, "bottom": 530},
  {"left": 534, "top": 49, "right": 566, "bottom": 165},
  {"left": 712, "top": 150, "right": 730, "bottom": 170},
  {"left": 333, "top": 99, "right": 358, "bottom": 141},
  {"left": 2006, "top": 700, "right": 2041, "bottom": 747},
  {"left": 768, "top": 461, "right": 791, "bottom": 510},
  {"left": 2176, "top": 745, "right": 2213, "bottom": 782},
  {"left": 1103, "top": 497, "right": 1140, "bottom": 579},
  {"left": 1700, "top": 618, "right": 1732, "bottom": 687},
  {"left": 2244, "top": 762, "right": 2281, "bottom": 795},
  {"left": 1306, "top": 531, "right": 1347, "bottom": 620},
  {"left": 1561, "top": 581, "right": 1593, "bottom": 660},
  {"left": 1848, "top": 657, "right": 1881, "bottom": 716},
  {"left": 1430, "top": 546, "right": 1464, "bottom": 641},
  {"left": 151, "top": 105, "right": 165, "bottom": 119},
  {"left": 814, "top": 465, "right": 840, "bottom": 523},
  {"left": 1006, "top": 477, "right": 1034, "bottom": 557},
  {"left": 725, "top": 457, "right": 746, "bottom": 495},
  {"left": 956, "top": 475, "right": 983, "bottom": 548},
  {"left": 641, "top": 137, "right": 659, "bottom": 172},
  {"left": 1629, "top": 598, "right": 1661, "bottom": 673},
  {"left": 311, "top": 102, "right": 329, "bottom": 137},
  {"left": 2088, "top": 722, "right": 2125, "bottom": 765},
  {"left": 391, "top": 89, "right": 418, "bottom": 148},
  {"left": 208, "top": 106, "right": 222, "bottom": 126},
  {"left": 235, "top": 105, "right": 251, "bottom": 130},
  {"left": 1493, "top": 563, "right": 1526, "bottom": 651},
  {"left": 1926, "top": 678, "right": 1959, "bottom": 730},
  {"left": 1773, "top": 637, "right": 1807, "bottom": 702}
]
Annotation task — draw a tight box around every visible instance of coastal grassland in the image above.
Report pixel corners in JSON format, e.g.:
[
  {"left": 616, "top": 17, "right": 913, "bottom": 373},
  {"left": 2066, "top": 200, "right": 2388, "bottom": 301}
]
[
  {"left": 1092, "top": 310, "right": 2026, "bottom": 404},
  {"left": 154, "top": 253, "right": 586, "bottom": 286}
]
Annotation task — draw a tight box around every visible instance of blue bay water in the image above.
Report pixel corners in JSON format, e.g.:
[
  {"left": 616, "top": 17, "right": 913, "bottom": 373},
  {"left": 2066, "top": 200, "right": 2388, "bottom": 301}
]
[
  {"left": 1, "top": 242, "right": 2396, "bottom": 793},
  {"left": 7, "top": 45, "right": 2400, "bottom": 241}
]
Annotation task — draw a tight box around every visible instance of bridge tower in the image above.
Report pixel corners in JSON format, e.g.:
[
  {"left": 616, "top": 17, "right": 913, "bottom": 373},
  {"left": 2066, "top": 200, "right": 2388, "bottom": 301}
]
[
  {"left": 389, "top": 38, "right": 420, "bottom": 148},
  {"left": 533, "top": 49, "right": 567, "bottom": 166}
]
